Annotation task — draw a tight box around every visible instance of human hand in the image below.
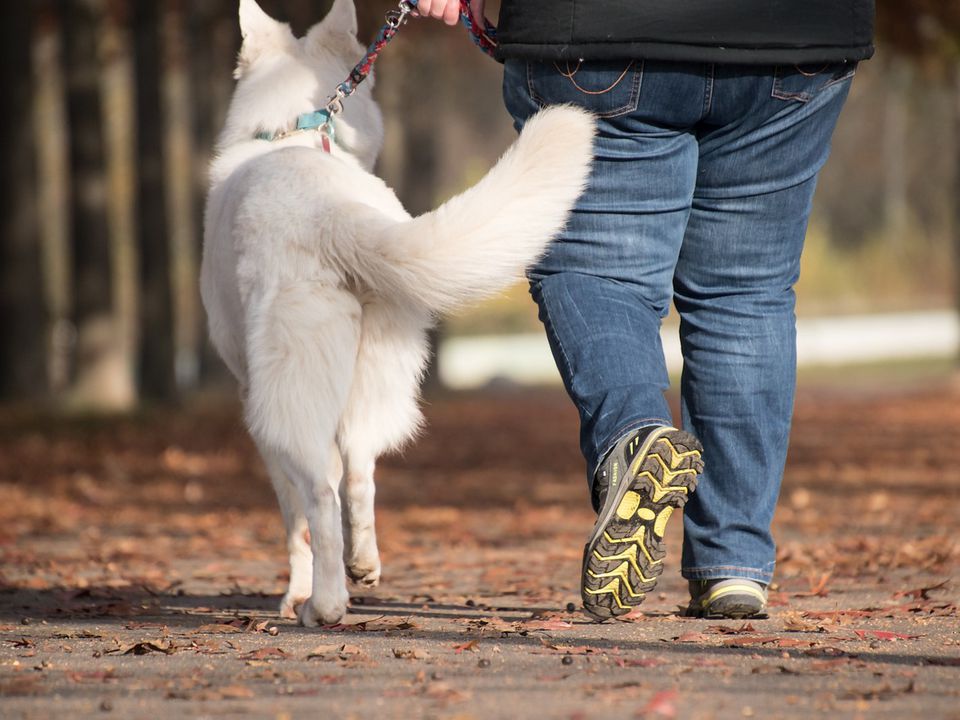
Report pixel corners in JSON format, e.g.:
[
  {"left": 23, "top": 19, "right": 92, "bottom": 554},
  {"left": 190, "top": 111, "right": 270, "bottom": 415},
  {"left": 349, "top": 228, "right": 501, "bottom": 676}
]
[{"left": 414, "top": 0, "right": 486, "bottom": 27}]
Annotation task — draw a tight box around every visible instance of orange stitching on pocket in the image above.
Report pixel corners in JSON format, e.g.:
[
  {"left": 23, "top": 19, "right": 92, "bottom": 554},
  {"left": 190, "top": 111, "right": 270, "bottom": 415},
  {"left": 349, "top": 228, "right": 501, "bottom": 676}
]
[
  {"left": 554, "top": 60, "right": 635, "bottom": 96},
  {"left": 795, "top": 63, "right": 829, "bottom": 77}
]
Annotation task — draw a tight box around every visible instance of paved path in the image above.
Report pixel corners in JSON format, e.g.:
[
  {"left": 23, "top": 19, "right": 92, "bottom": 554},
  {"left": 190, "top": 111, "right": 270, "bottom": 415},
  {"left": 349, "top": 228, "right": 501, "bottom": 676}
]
[{"left": 1, "top": 385, "right": 958, "bottom": 718}]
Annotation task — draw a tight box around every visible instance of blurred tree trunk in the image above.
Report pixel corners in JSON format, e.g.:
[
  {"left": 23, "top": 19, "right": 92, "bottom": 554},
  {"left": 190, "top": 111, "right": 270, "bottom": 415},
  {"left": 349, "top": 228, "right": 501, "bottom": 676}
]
[
  {"left": 162, "top": 0, "right": 201, "bottom": 391},
  {"left": 33, "top": 1, "right": 73, "bottom": 397},
  {"left": 954, "top": 60, "right": 960, "bottom": 369},
  {"left": 190, "top": 0, "right": 237, "bottom": 387},
  {"left": 0, "top": 5, "right": 47, "bottom": 400},
  {"left": 883, "top": 57, "right": 912, "bottom": 249},
  {"left": 134, "top": 0, "right": 176, "bottom": 399},
  {"left": 65, "top": 0, "right": 136, "bottom": 411},
  {"left": 100, "top": 0, "right": 140, "bottom": 402}
]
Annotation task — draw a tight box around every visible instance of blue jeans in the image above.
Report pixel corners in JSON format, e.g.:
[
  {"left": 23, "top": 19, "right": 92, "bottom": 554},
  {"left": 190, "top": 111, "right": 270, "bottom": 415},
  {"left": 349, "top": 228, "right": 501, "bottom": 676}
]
[{"left": 503, "top": 58, "right": 854, "bottom": 584}]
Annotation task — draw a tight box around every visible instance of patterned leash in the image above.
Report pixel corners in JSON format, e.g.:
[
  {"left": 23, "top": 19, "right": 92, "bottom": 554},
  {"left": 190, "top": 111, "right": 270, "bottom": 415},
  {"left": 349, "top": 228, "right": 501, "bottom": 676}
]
[
  {"left": 264, "top": 1, "right": 499, "bottom": 146},
  {"left": 458, "top": 0, "right": 498, "bottom": 58},
  {"left": 324, "top": 0, "right": 498, "bottom": 117}
]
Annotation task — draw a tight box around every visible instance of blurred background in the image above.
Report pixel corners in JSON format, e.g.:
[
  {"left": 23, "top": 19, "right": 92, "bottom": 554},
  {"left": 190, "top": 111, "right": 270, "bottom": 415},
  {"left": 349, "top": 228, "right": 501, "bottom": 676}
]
[{"left": 0, "top": 0, "right": 958, "bottom": 410}]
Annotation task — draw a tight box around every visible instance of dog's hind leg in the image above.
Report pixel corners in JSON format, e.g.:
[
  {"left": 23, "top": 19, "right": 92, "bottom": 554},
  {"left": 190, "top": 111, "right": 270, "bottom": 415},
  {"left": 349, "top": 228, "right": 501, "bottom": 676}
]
[
  {"left": 337, "top": 304, "right": 430, "bottom": 590},
  {"left": 258, "top": 444, "right": 325, "bottom": 619},
  {"left": 245, "top": 283, "right": 361, "bottom": 626},
  {"left": 338, "top": 450, "right": 380, "bottom": 587}
]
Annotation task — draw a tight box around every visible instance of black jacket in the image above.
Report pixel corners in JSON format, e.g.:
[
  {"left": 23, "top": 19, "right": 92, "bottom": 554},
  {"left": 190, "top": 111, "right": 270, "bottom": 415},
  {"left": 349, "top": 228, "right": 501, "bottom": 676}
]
[{"left": 496, "top": 0, "right": 875, "bottom": 64}]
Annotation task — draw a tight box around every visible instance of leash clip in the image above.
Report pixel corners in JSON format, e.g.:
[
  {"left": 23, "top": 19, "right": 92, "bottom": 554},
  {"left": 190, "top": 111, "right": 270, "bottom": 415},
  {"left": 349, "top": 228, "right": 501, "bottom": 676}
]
[
  {"left": 325, "top": 87, "right": 347, "bottom": 116},
  {"left": 387, "top": 0, "right": 417, "bottom": 29}
]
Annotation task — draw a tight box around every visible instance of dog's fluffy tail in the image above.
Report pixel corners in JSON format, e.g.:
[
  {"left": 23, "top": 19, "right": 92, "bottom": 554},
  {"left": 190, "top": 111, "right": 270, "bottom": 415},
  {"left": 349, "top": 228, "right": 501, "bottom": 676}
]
[{"left": 355, "top": 106, "right": 595, "bottom": 314}]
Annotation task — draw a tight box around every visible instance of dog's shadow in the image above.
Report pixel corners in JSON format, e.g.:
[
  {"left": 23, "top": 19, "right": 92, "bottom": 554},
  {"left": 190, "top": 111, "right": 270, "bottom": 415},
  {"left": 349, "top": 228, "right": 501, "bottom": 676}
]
[{"left": 0, "top": 584, "right": 681, "bottom": 629}]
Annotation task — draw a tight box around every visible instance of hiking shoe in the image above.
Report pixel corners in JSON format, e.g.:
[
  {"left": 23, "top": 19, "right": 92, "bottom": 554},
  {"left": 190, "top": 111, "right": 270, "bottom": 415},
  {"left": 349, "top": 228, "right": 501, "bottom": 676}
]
[
  {"left": 687, "top": 578, "right": 768, "bottom": 619},
  {"left": 582, "top": 426, "right": 703, "bottom": 620}
]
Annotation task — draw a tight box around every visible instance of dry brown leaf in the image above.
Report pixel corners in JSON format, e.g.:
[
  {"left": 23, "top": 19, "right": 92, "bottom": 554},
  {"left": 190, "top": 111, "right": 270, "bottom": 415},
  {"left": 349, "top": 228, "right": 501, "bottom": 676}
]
[
  {"left": 192, "top": 623, "right": 244, "bottom": 635},
  {"left": 105, "top": 640, "right": 175, "bottom": 656},
  {"left": 307, "top": 643, "right": 363, "bottom": 661},
  {"left": 393, "top": 647, "right": 430, "bottom": 660},
  {"left": 672, "top": 632, "right": 712, "bottom": 643},
  {"left": 241, "top": 647, "right": 288, "bottom": 661},
  {"left": 782, "top": 611, "right": 823, "bottom": 633}
]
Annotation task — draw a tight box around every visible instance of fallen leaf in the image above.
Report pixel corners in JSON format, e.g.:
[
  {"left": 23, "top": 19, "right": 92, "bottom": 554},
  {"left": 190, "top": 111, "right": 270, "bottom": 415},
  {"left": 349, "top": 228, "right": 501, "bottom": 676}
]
[
  {"left": 522, "top": 619, "right": 574, "bottom": 632},
  {"left": 192, "top": 623, "right": 244, "bottom": 635},
  {"left": 782, "top": 611, "right": 823, "bottom": 633},
  {"left": 393, "top": 647, "right": 430, "bottom": 660},
  {"left": 853, "top": 630, "right": 920, "bottom": 641},
  {"left": 707, "top": 623, "right": 756, "bottom": 635},
  {"left": 241, "top": 647, "right": 288, "bottom": 661},
  {"left": 106, "top": 640, "right": 175, "bottom": 656},
  {"left": 614, "top": 657, "right": 661, "bottom": 668},
  {"left": 751, "top": 665, "right": 798, "bottom": 675},
  {"left": 794, "top": 573, "right": 831, "bottom": 597},
  {"left": 672, "top": 632, "right": 712, "bottom": 643},
  {"left": 722, "top": 636, "right": 780, "bottom": 647},
  {"left": 892, "top": 580, "right": 949, "bottom": 601},
  {"left": 641, "top": 689, "right": 678, "bottom": 718},
  {"left": 65, "top": 669, "right": 120, "bottom": 683},
  {"left": 841, "top": 680, "right": 915, "bottom": 701},
  {"left": 306, "top": 643, "right": 362, "bottom": 660}
]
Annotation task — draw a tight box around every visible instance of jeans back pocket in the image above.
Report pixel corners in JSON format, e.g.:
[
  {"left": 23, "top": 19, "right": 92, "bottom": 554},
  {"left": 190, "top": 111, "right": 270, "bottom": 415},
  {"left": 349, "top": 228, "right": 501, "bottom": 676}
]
[
  {"left": 771, "top": 62, "right": 858, "bottom": 103},
  {"left": 527, "top": 59, "right": 643, "bottom": 118}
]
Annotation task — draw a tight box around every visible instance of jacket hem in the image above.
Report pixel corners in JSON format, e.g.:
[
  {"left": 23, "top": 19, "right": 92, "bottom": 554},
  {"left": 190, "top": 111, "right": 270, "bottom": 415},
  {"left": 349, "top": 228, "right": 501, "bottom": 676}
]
[{"left": 495, "top": 41, "right": 875, "bottom": 65}]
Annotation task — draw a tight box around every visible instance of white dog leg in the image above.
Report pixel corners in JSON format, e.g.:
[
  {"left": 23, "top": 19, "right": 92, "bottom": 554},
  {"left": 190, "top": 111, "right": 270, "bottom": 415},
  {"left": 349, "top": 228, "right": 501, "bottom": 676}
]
[
  {"left": 340, "top": 454, "right": 380, "bottom": 587},
  {"left": 259, "top": 447, "right": 313, "bottom": 619},
  {"left": 278, "top": 450, "right": 349, "bottom": 627},
  {"left": 243, "top": 283, "right": 361, "bottom": 627}
]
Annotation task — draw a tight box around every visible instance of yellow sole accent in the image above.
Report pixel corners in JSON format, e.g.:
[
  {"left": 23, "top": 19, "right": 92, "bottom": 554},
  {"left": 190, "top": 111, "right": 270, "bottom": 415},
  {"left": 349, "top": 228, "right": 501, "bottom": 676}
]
[
  {"left": 631, "top": 448, "right": 701, "bottom": 502},
  {"left": 584, "top": 579, "right": 630, "bottom": 609},
  {"left": 653, "top": 506, "right": 674, "bottom": 538},
  {"left": 587, "top": 563, "right": 646, "bottom": 598},
  {"left": 603, "top": 528, "right": 660, "bottom": 566},
  {"left": 616, "top": 491, "right": 641, "bottom": 520},
  {"left": 593, "top": 543, "right": 657, "bottom": 583}
]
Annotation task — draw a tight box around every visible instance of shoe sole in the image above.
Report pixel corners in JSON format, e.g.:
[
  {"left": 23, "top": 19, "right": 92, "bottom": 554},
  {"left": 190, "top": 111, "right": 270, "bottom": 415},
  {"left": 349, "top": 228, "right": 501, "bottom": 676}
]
[{"left": 582, "top": 427, "right": 703, "bottom": 621}]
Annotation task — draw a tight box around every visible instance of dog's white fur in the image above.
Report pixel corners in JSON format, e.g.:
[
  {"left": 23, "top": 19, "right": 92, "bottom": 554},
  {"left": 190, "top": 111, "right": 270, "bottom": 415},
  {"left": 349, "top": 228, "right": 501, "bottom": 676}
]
[{"left": 201, "top": 0, "right": 594, "bottom": 626}]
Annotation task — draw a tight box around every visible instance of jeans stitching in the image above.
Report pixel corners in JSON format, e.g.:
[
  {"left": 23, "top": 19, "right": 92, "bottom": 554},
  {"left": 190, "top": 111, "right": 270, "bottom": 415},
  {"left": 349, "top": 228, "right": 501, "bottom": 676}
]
[
  {"left": 682, "top": 565, "right": 775, "bottom": 574},
  {"left": 526, "top": 60, "right": 644, "bottom": 119},
  {"left": 772, "top": 63, "right": 857, "bottom": 103},
  {"left": 771, "top": 64, "right": 813, "bottom": 103},
  {"left": 531, "top": 280, "right": 576, "bottom": 406},
  {"left": 526, "top": 61, "right": 546, "bottom": 109},
  {"left": 702, "top": 63, "right": 715, "bottom": 118},
  {"left": 822, "top": 64, "right": 857, "bottom": 90}
]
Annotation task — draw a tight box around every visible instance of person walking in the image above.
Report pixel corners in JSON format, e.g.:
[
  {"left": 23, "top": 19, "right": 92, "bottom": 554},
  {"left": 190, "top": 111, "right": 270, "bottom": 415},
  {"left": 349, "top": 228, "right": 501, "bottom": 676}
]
[{"left": 416, "top": 0, "right": 875, "bottom": 620}]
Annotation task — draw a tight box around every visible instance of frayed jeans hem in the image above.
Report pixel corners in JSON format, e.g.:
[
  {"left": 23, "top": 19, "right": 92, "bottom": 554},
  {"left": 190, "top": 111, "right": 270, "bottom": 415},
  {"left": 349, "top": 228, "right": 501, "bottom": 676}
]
[{"left": 681, "top": 565, "right": 774, "bottom": 586}]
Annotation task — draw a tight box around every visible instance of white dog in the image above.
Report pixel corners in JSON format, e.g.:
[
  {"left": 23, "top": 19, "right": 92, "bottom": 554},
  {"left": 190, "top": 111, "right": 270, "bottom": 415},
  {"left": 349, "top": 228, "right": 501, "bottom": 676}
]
[{"left": 201, "top": 0, "right": 594, "bottom": 626}]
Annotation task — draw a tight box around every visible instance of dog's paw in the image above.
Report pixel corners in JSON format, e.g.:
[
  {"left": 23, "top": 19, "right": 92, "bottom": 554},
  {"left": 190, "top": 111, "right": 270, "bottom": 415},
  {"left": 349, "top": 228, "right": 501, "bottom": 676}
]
[
  {"left": 346, "top": 557, "right": 381, "bottom": 588},
  {"left": 279, "top": 592, "right": 308, "bottom": 620},
  {"left": 298, "top": 590, "right": 349, "bottom": 628}
]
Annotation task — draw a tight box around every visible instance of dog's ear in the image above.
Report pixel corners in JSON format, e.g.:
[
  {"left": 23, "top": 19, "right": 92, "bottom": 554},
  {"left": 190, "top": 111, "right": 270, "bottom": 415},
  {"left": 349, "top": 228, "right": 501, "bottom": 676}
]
[
  {"left": 235, "top": 0, "right": 295, "bottom": 79},
  {"left": 305, "top": 0, "right": 360, "bottom": 57}
]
